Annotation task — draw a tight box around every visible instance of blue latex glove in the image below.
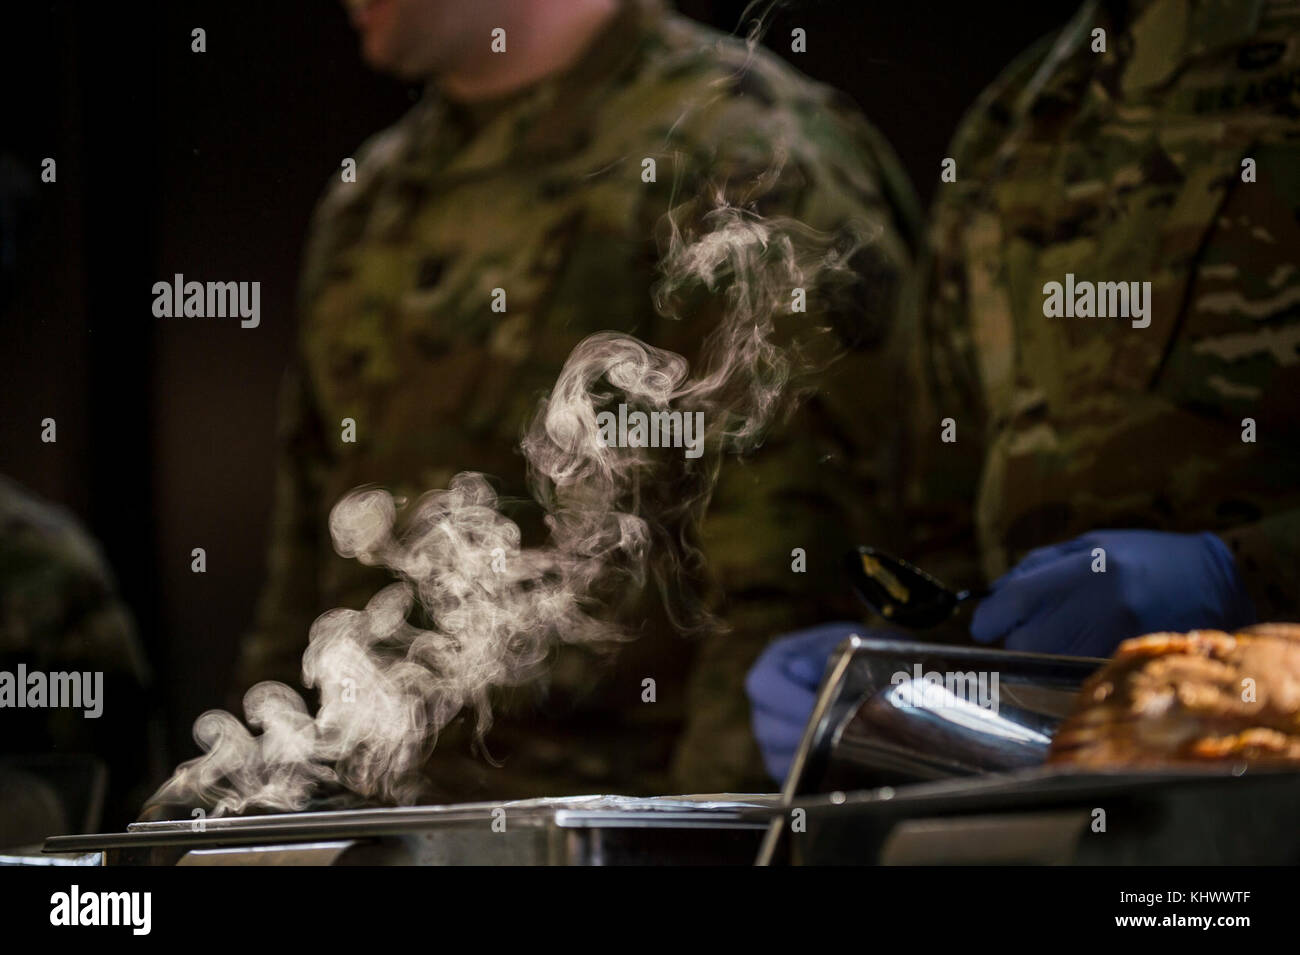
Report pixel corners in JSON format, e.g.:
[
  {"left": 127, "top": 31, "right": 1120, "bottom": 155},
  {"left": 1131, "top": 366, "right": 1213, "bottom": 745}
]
[
  {"left": 971, "top": 530, "right": 1256, "bottom": 658},
  {"left": 746, "top": 622, "right": 862, "bottom": 785}
]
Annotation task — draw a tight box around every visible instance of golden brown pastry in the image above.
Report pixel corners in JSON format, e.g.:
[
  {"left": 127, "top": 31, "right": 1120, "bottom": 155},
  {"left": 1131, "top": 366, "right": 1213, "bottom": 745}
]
[{"left": 1047, "top": 627, "right": 1300, "bottom": 767}]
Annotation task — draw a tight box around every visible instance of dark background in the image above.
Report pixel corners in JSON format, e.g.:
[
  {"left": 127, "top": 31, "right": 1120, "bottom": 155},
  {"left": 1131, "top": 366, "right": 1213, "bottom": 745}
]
[{"left": 0, "top": 2, "right": 1066, "bottom": 782}]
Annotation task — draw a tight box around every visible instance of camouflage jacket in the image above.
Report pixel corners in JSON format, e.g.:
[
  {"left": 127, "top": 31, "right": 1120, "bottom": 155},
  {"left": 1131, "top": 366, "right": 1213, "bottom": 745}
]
[
  {"left": 904, "top": 0, "right": 1300, "bottom": 622},
  {"left": 0, "top": 475, "right": 154, "bottom": 828},
  {"left": 235, "top": 0, "right": 920, "bottom": 797}
]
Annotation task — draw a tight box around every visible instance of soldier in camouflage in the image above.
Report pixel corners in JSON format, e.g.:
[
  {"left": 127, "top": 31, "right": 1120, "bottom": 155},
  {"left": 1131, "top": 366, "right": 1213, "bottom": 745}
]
[
  {"left": 0, "top": 475, "right": 155, "bottom": 836},
  {"left": 749, "top": 0, "right": 1300, "bottom": 780},
  {"left": 234, "top": 0, "right": 919, "bottom": 798},
  {"left": 909, "top": 0, "right": 1300, "bottom": 630}
]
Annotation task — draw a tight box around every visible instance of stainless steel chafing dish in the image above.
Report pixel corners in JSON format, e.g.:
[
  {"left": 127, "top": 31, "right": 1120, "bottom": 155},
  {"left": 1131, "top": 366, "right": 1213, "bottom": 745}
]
[
  {"left": 43, "top": 794, "right": 776, "bottom": 866},
  {"left": 758, "top": 633, "right": 1103, "bottom": 863},
  {"left": 779, "top": 634, "right": 1104, "bottom": 796},
  {"left": 39, "top": 635, "right": 1107, "bottom": 866},
  {"left": 754, "top": 634, "right": 1300, "bottom": 865}
]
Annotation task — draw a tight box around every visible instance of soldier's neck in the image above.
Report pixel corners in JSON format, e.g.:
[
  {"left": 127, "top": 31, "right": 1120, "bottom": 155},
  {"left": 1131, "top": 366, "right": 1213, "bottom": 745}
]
[{"left": 436, "top": 0, "right": 619, "bottom": 103}]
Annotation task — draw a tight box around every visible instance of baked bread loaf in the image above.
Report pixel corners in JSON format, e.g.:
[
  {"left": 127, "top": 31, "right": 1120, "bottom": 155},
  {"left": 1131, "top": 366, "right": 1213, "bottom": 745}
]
[{"left": 1047, "top": 625, "right": 1300, "bottom": 767}]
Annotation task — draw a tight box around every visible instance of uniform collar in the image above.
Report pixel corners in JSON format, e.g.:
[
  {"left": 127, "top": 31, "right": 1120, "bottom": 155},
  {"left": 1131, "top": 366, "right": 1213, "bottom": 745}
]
[{"left": 414, "top": 0, "right": 661, "bottom": 162}]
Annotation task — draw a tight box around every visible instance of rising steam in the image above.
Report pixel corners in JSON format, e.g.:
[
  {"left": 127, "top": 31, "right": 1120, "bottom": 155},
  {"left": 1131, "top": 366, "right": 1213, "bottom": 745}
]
[{"left": 149, "top": 172, "right": 870, "bottom": 816}]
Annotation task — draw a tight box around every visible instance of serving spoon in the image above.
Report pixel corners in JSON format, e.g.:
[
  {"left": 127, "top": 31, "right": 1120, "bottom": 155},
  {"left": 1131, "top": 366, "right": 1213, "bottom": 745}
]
[{"left": 844, "top": 546, "right": 989, "bottom": 629}]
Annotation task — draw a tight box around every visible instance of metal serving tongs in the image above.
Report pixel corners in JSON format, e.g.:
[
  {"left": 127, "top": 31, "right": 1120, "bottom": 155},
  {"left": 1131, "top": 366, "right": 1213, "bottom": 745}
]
[{"left": 844, "top": 546, "right": 989, "bottom": 628}]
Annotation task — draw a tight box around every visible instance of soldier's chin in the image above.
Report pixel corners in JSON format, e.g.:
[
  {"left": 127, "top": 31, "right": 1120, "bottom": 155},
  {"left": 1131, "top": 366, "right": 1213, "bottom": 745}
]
[
  {"left": 360, "top": 36, "right": 432, "bottom": 81},
  {"left": 360, "top": 33, "right": 400, "bottom": 73},
  {"left": 355, "top": 4, "right": 411, "bottom": 75}
]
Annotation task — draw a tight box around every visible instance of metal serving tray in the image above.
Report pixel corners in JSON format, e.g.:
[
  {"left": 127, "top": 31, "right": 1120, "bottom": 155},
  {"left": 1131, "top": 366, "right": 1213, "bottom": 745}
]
[
  {"left": 44, "top": 794, "right": 777, "bottom": 866},
  {"left": 771, "top": 766, "right": 1300, "bottom": 865}
]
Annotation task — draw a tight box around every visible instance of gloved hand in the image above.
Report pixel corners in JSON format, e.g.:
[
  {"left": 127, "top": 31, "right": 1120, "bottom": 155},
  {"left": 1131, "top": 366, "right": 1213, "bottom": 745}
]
[
  {"left": 746, "top": 622, "right": 862, "bottom": 785},
  {"left": 971, "top": 530, "right": 1256, "bottom": 658}
]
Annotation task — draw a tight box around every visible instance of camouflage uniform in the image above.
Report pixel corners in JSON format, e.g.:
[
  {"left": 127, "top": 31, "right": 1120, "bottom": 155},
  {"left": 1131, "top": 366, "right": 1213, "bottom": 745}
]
[
  {"left": 0, "top": 475, "right": 154, "bottom": 830},
  {"left": 236, "top": 0, "right": 919, "bottom": 797},
  {"left": 904, "top": 0, "right": 1300, "bottom": 623}
]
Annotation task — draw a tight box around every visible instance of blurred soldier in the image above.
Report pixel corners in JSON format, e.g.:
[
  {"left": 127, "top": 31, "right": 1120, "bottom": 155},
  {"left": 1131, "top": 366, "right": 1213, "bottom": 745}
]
[
  {"left": 0, "top": 157, "right": 157, "bottom": 838},
  {"left": 235, "top": 0, "right": 919, "bottom": 797},
  {"left": 0, "top": 475, "right": 156, "bottom": 839},
  {"left": 750, "top": 0, "right": 1300, "bottom": 782}
]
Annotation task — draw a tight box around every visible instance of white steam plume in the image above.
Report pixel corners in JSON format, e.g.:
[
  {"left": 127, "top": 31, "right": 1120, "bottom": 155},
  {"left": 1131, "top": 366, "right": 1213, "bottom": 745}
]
[{"left": 149, "top": 178, "right": 871, "bottom": 817}]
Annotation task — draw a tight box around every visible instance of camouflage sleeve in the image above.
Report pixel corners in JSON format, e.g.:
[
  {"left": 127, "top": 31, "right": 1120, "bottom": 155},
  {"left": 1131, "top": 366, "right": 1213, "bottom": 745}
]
[
  {"left": 231, "top": 360, "right": 328, "bottom": 693},
  {"left": 894, "top": 207, "right": 989, "bottom": 605},
  {"left": 1179, "top": 130, "right": 1300, "bottom": 625},
  {"left": 0, "top": 477, "right": 155, "bottom": 825},
  {"left": 663, "top": 85, "right": 922, "bottom": 790},
  {"left": 0, "top": 476, "right": 149, "bottom": 687},
  {"left": 896, "top": 33, "right": 1057, "bottom": 605}
]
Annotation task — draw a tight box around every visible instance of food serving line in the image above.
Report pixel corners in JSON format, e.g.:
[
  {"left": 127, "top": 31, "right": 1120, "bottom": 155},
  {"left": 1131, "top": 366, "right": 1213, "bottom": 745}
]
[{"left": 38, "top": 636, "right": 1300, "bottom": 865}]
